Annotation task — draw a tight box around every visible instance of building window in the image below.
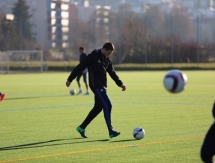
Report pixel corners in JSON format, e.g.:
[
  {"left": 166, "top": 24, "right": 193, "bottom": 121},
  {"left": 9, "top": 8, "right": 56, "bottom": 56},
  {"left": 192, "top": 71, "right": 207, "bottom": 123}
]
[
  {"left": 62, "top": 27, "right": 69, "bottom": 32},
  {"left": 52, "top": 42, "right": 56, "bottom": 48},
  {"left": 61, "top": 4, "right": 69, "bottom": 10},
  {"left": 51, "top": 11, "right": 56, "bottom": 18},
  {"left": 62, "top": 35, "right": 68, "bottom": 41},
  {"left": 52, "top": 27, "right": 56, "bottom": 33},
  {"left": 103, "top": 11, "right": 109, "bottom": 16},
  {"left": 61, "top": 11, "right": 69, "bottom": 18},
  {"left": 62, "top": 42, "right": 69, "bottom": 48},
  {"left": 104, "top": 18, "right": 109, "bottom": 23},
  {"left": 61, "top": 19, "right": 69, "bottom": 26},
  {"left": 51, "top": 19, "right": 56, "bottom": 25},
  {"left": 51, "top": 3, "right": 56, "bottom": 9}
]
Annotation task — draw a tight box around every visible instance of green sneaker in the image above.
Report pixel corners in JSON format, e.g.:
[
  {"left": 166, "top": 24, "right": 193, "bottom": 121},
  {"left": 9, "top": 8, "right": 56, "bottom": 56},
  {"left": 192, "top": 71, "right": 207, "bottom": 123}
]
[
  {"left": 109, "top": 130, "right": 120, "bottom": 139},
  {"left": 76, "top": 126, "right": 87, "bottom": 138}
]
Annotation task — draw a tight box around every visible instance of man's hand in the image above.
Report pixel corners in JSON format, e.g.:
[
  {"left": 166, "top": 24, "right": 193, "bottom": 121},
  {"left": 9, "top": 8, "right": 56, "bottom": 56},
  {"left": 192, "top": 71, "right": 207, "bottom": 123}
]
[
  {"left": 66, "top": 81, "right": 71, "bottom": 87},
  {"left": 121, "top": 84, "right": 126, "bottom": 91}
]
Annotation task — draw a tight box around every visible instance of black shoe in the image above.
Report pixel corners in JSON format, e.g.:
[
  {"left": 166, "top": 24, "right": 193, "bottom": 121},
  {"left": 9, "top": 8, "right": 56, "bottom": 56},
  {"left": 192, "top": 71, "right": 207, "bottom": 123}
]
[
  {"left": 76, "top": 126, "right": 87, "bottom": 138},
  {"left": 109, "top": 130, "right": 120, "bottom": 139}
]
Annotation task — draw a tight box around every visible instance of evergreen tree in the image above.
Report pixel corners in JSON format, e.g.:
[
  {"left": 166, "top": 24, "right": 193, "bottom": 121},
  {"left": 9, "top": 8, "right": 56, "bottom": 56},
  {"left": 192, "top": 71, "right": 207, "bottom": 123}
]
[
  {"left": 0, "top": 16, "right": 20, "bottom": 51},
  {"left": 12, "top": 0, "right": 33, "bottom": 41}
]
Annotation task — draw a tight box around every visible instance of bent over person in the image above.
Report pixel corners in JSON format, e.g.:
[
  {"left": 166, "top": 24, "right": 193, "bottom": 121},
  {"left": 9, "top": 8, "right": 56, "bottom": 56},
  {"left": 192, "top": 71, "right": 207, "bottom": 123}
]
[{"left": 66, "top": 42, "right": 126, "bottom": 139}]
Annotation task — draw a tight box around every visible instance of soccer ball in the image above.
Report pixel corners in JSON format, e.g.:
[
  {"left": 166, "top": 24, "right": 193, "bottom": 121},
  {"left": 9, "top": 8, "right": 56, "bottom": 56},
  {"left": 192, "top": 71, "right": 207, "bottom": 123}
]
[
  {"left": 133, "top": 127, "right": 145, "bottom": 140},
  {"left": 163, "top": 69, "right": 188, "bottom": 93},
  {"left": 69, "top": 89, "right": 76, "bottom": 95}
]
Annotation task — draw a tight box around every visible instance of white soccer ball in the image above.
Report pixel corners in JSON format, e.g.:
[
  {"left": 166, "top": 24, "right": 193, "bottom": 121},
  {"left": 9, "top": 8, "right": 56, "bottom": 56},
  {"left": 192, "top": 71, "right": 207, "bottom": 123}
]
[
  {"left": 163, "top": 69, "right": 188, "bottom": 93},
  {"left": 133, "top": 127, "right": 145, "bottom": 140},
  {"left": 69, "top": 89, "right": 76, "bottom": 95}
]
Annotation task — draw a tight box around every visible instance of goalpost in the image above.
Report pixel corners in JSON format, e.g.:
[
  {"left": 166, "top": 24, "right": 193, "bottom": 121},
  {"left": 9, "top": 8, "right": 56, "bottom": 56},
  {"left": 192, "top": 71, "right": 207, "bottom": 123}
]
[
  {"left": 0, "top": 51, "right": 9, "bottom": 74},
  {"left": 3, "top": 50, "right": 44, "bottom": 74}
]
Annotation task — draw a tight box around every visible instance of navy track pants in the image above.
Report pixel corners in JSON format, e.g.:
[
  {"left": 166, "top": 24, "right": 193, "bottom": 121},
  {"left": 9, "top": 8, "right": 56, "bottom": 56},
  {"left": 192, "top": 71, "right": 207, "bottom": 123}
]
[{"left": 80, "top": 88, "right": 113, "bottom": 133}]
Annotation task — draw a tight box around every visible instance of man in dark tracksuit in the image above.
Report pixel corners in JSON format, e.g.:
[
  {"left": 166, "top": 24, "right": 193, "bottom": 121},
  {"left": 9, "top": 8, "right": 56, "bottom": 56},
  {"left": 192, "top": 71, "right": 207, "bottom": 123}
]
[
  {"left": 66, "top": 42, "right": 126, "bottom": 139},
  {"left": 76, "top": 46, "right": 89, "bottom": 95},
  {"left": 201, "top": 102, "right": 215, "bottom": 163}
]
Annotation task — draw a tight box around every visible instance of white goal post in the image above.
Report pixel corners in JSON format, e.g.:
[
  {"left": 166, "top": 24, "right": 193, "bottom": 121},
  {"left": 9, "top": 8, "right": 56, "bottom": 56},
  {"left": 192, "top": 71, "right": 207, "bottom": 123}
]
[
  {"left": 0, "top": 51, "right": 8, "bottom": 74},
  {"left": 5, "top": 50, "right": 43, "bottom": 73}
]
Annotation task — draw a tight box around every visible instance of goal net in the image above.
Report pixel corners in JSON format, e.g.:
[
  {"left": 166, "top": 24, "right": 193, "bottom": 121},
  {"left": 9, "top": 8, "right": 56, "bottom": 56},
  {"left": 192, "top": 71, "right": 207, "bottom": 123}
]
[{"left": 1, "top": 50, "right": 44, "bottom": 74}]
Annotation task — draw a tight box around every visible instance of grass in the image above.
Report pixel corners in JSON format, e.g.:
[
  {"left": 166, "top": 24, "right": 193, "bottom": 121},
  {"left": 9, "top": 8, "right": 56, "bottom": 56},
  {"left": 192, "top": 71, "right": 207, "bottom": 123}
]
[
  {"left": 0, "top": 71, "right": 214, "bottom": 163},
  {"left": 114, "top": 63, "right": 215, "bottom": 68},
  {"left": 1, "top": 62, "right": 215, "bottom": 71}
]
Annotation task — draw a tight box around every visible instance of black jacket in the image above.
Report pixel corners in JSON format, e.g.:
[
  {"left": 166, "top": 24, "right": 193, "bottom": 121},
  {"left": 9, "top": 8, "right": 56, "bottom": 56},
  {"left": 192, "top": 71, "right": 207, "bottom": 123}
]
[{"left": 67, "top": 49, "right": 123, "bottom": 89}]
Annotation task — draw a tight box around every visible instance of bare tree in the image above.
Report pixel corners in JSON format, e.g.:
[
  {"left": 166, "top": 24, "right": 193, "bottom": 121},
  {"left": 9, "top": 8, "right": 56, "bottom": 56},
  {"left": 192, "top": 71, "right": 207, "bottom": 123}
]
[
  {"left": 165, "top": 6, "right": 193, "bottom": 42},
  {"left": 69, "top": 17, "right": 94, "bottom": 59}
]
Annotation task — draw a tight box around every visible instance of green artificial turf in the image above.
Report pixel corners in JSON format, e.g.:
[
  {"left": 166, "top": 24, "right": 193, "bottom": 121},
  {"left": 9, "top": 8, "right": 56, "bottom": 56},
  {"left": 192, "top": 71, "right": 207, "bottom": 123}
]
[{"left": 0, "top": 71, "right": 214, "bottom": 163}]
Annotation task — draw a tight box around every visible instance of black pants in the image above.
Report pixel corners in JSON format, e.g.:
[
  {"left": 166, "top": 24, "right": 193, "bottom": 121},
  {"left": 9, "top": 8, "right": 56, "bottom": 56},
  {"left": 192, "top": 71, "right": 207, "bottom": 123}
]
[
  {"left": 80, "top": 88, "right": 113, "bottom": 133},
  {"left": 201, "top": 121, "right": 215, "bottom": 163}
]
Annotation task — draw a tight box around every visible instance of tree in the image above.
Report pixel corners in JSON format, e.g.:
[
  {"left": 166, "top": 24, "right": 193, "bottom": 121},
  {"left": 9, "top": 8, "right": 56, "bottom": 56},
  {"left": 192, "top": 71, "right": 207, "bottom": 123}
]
[
  {"left": 108, "top": 4, "right": 147, "bottom": 63},
  {"left": 144, "top": 5, "right": 166, "bottom": 39},
  {"left": 0, "top": 15, "right": 20, "bottom": 51},
  {"left": 12, "top": 0, "right": 33, "bottom": 42},
  {"left": 164, "top": 6, "right": 192, "bottom": 42}
]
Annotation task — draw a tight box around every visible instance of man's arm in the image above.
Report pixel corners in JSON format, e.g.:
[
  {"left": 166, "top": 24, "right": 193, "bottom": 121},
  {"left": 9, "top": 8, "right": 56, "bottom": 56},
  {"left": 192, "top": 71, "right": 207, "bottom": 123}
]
[
  {"left": 66, "top": 54, "right": 95, "bottom": 87},
  {"left": 107, "top": 60, "right": 126, "bottom": 91}
]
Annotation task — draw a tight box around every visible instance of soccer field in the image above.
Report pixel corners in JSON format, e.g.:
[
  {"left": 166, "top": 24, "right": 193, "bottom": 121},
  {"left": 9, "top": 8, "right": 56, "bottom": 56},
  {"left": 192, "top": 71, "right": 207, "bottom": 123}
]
[{"left": 0, "top": 71, "right": 214, "bottom": 163}]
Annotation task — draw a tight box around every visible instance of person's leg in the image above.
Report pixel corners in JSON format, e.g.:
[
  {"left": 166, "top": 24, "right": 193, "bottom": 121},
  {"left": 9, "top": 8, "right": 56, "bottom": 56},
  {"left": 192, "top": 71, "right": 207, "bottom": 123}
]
[
  {"left": 79, "top": 95, "right": 102, "bottom": 129},
  {"left": 201, "top": 121, "right": 215, "bottom": 163},
  {"left": 83, "top": 73, "right": 89, "bottom": 95},
  {"left": 76, "top": 73, "right": 82, "bottom": 94},
  {"left": 94, "top": 88, "right": 120, "bottom": 138},
  {"left": 76, "top": 94, "right": 103, "bottom": 138}
]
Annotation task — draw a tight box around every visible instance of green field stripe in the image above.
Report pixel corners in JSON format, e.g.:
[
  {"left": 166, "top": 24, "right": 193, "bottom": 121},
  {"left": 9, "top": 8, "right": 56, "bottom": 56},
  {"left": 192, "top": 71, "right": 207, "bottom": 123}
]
[
  {"left": 0, "top": 101, "right": 211, "bottom": 113},
  {"left": 0, "top": 136, "right": 203, "bottom": 163}
]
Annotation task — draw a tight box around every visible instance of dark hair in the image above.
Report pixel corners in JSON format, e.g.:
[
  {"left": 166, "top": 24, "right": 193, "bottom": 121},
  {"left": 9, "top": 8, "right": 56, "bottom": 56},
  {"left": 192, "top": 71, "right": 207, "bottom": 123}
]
[
  {"left": 79, "top": 46, "right": 85, "bottom": 51},
  {"left": 102, "top": 42, "right": 114, "bottom": 51}
]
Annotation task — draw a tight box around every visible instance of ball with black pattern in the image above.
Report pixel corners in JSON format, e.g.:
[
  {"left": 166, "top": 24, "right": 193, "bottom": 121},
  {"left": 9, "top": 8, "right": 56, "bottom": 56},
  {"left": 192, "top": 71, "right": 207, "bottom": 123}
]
[{"left": 133, "top": 127, "right": 145, "bottom": 140}]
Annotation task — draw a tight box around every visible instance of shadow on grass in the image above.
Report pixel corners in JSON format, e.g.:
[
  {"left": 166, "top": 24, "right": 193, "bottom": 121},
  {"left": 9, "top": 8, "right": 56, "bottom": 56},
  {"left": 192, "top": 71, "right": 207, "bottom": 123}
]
[
  {"left": 5, "top": 95, "right": 69, "bottom": 101},
  {"left": 110, "top": 139, "right": 137, "bottom": 142},
  {"left": 0, "top": 138, "right": 110, "bottom": 151}
]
